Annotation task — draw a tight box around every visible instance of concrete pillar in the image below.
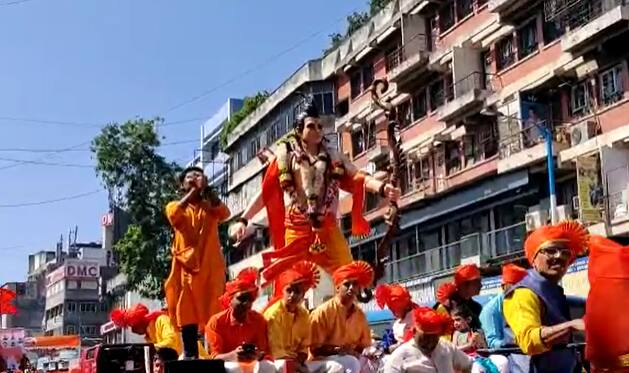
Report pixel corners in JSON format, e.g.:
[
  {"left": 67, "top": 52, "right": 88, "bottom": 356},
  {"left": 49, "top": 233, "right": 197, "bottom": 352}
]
[{"left": 452, "top": 46, "right": 482, "bottom": 96}]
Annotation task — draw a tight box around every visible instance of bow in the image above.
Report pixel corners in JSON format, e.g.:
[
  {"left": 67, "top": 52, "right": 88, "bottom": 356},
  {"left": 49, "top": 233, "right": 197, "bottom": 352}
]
[{"left": 358, "top": 79, "right": 402, "bottom": 303}]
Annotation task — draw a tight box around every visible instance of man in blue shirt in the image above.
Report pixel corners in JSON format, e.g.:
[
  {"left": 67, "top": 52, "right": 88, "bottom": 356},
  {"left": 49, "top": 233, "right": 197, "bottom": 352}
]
[{"left": 480, "top": 263, "right": 530, "bottom": 372}]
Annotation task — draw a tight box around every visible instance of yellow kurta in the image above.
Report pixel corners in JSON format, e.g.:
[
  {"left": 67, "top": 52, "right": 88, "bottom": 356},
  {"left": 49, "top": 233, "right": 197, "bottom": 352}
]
[
  {"left": 435, "top": 304, "right": 452, "bottom": 342},
  {"left": 308, "top": 298, "right": 371, "bottom": 356},
  {"left": 165, "top": 200, "right": 230, "bottom": 328},
  {"left": 146, "top": 314, "right": 210, "bottom": 359},
  {"left": 263, "top": 300, "right": 310, "bottom": 360},
  {"left": 503, "top": 288, "right": 547, "bottom": 355}
]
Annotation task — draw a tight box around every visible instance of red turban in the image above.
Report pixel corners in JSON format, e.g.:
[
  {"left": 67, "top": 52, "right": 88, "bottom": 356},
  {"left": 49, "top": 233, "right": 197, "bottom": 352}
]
[
  {"left": 375, "top": 284, "right": 412, "bottom": 315},
  {"left": 454, "top": 264, "right": 480, "bottom": 286},
  {"left": 220, "top": 267, "right": 259, "bottom": 309},
  {"left": 501, "top": 264, "right": 528, "bottom": 285},
  {"left": 413, "top": 307, "right": 453, "bottom": 335},
  {"left": 524, "top": 221, "right": 588, "bottom": 264},
  {"left": 436, "top": 282, "right": 458, "bottom": 304},
  {"left": 277, "top": 261, "right": 320, "bottom": 291},
  {"left": 332, "top": 261, "right": 374, "bottom": 288},
  {"left": 110, "top": 304, "right": 164, "bottom": 331}
]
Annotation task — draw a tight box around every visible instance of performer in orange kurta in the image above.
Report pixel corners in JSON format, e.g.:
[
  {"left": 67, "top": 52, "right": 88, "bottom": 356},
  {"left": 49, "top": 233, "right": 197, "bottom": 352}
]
[
  {"left": 164, "top": 166, "right": 231, "bottom": 359},
  {"left": 230, "top": 98, "right": 400, "bottom": 294},
  {"left": 586, "top": 235, "right": 629, "bottom": 372}
]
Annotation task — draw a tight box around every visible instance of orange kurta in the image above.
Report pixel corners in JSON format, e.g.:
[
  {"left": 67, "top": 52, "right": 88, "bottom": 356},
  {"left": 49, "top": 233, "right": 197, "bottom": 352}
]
[
  {"left": 164, "top": 200, "right": 230, "bottom": 328},
  {"left": 308, "top": 297, "right": 371, "bottom": 356},
  {"left": 205, "top": 308, "right": 270, "bottom": 359}
]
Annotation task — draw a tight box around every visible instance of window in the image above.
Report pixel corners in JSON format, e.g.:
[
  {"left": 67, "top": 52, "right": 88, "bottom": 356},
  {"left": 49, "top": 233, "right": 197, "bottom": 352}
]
[
  {"left": 542, "top": 13, "right": 565, "bottom": 44},
  {"left": 336, "top": 99, "right": 349, "bottom": 117},
  {"left": 446, "top": 141, "right": 461, "bottom": 175},
  {"left": 518, "top": 19, "right": 538, "bottom": 59},
  {"left": 439, "top": 2, "right": 455, "bottom": 31},
  {"left": 66, "top": 325, "right": 76, "bottom": 334},
  {"left": 351, "top": 129, "right": 366, "bottom": 156},
  {"left": 248, "top": 138, "right": 260, "bottom": 160},
  {"left": 311, "top": 92, "right": 334, "bottom": 115},
  {"left": 350, "top": 72, "right": 362, "bottom": 99},
  {"left": 81, "top": 280, "right": 98, "bottom": 290},
  {"left": 412, "top": 89, "right": 428, "bottom": 120},
  {"left": 66, "top": 303, "right": 76, "bottom": 313},
  {"left": 496, "top": 36, "right": 515, "bottom": 71},
  {"left": 398, "top": 100, "right": 413, "bottom": 129},
  {"left": 456, "top": 0, "right": 473, "bottom": 20},
  {"left": 362, "top": 65, "right": 374, "bottom": 89},
  {"left": 366, "top": 121, "right": 377, "bottom": 149},
  {"left": 209, "top": 142, "right": 220, "bottom": 160},
  {"left": 66, "top": 280, "right": 77, "bottom": 290},
  {"left": 600, "top": 65, "right": 623, "bottom": 106},
  {"left": 571, "top": 81, "right": 591, "bottom": 117},
  {"left": 429, "top": 80, "right": 445, "bottom": 111}
]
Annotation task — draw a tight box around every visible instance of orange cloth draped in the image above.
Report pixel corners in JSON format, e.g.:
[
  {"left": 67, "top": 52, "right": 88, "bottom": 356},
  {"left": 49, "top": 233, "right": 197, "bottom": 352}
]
[
  {"left": 164, "top": 200, "right": 230, "bottom": 328},
  {"left": 260, "top": 159, "right": 364, "bottom": 293},
  {"left": 586, "top": 235, "right": 629, "bottom": 370}
]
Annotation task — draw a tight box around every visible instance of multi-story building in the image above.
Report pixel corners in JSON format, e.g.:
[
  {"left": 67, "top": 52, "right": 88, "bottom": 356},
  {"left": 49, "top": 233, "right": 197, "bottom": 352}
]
[
  {"left": 188, "top": 98, "right": 244, "bottom": 199},
  {"left": 220, "top": 0, "right": 627, "bottom": 310},
  {"left": 1, "top": 281, "right": 44, "bottom": 336}
]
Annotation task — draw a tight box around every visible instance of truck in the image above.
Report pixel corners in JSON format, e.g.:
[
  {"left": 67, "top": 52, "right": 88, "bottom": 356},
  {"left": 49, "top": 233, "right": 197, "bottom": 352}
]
[{"left": 79, "top": 344, "right": 155, "bottom": 373}]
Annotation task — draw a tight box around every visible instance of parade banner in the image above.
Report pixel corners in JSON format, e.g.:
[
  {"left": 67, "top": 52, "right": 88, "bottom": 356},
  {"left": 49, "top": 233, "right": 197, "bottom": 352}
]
[
  {"left": 0, "top": 328, "right": 25, "bottom": 370},
  {"left": 576, "top": 155, "right": 603, "bottom": 224},
  {"left": 561, "top": 256, "right": 589, "bottom": 298}
]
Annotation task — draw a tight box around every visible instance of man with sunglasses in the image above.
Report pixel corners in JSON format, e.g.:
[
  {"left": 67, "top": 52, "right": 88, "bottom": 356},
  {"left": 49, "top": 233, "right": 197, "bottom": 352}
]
[
  {"left": 309, "top": 261, "right": 374, "bottom": 373},
  {"left": 263, "top": 261, "right": 345, "bottom": 373},
  {"left": 230, "top": 99, "right": 400, "bottom": 298},
  {"left": 503, "top": 221, "right": 588, "bottom": 373},
  {"left": 205, "top": 268, "right": 275, "bottom": 373}
]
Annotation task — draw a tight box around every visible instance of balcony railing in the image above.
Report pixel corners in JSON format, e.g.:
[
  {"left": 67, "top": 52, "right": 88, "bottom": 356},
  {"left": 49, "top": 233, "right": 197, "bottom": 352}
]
[
  {"left": 545, "top": 0, "right": 626, "bottom": 30},
  {"left": 385, "top": 234, "right": 481, "bottom": 282},
  {"left": 498, "top": 120, "right": 568, "bottom": 159},
  {"left": 481, "top": 222, "right": 527, "bottom": 258}
]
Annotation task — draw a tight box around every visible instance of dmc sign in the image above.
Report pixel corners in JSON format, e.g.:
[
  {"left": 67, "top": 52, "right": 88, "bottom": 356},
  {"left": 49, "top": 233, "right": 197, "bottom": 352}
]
[{"left": 46, "top": 260, "right": 100, "bottom": 287}]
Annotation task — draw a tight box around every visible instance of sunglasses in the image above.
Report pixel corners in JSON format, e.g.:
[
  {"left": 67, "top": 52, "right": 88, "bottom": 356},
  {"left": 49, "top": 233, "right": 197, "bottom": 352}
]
[{"left": 538, "top": 247, "right": 571, "bottom": 259}]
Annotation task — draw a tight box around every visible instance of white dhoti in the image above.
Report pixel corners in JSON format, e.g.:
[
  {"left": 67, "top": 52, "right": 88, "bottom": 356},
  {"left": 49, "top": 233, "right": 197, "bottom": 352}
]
[
  {"left": 274, "top": 359, "right": 345, "bottom": 373},
  {"left": 318, "top": 355, "right": 361, "bottom": 373},
  {"left": 223, "top": 360, "right": 277, "bottom": 373}
]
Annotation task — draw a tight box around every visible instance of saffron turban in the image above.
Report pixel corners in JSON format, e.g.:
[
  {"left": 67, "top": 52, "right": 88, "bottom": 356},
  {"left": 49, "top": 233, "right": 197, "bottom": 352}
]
[
  {"left": 436, "top": 282, "right": 458, "bottom": 304},
  {"left": 524, "top": 220, "right": 588, "bottom": 264},
  {"left": 220, "top": 267, "right": 259, "bottom": 309},
  {"left": 413, "top": 307, "right": 453, "bottom": 335},
  {"left": 501, "top": 263, "right": 528, "bottom": 285},
  {"left": 110, "top": 303, "right": 164, "bottom": 330},
  {"left": 375, "top": 284, "right": 412, "bottom": 315},
  {"left": 277, "top": 261, "right": 320, "bottom": 291},
  {"left": 332, "top": 261, "right": 374, "bottom": 288},
  {"left": 454, "top": 264, "right": 481, "bottom": 286}
]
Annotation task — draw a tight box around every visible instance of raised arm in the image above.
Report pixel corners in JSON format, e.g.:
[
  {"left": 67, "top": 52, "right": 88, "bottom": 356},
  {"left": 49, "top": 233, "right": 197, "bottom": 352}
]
[{"left": 229, "top": 188, "right": 264, "bottom": 242}]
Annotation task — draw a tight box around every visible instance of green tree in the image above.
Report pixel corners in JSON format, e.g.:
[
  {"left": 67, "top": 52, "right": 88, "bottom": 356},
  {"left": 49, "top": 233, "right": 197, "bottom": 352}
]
[
  {"left": 219, "top": 91, "right": 270, "bottom": 150},
  {"left": 91, "top": 118, "right": 181, "bottom": 299}
]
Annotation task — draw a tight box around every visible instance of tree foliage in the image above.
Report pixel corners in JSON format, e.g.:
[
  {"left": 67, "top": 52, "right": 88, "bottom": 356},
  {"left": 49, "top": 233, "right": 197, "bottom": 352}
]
[
  {"left": 91, "top": 118, "right": 181, "bottom": 299},
  {"left": 219, "top": 91, "right": 270, "bottom": 150},
  {"left": 324, "top": 0, "right": 393, "bottom": 54}
]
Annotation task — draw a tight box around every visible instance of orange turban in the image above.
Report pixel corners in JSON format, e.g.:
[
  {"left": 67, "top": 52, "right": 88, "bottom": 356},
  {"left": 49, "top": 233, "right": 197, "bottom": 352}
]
[
  {"left": 375, "top": 284, "right": 412, "bottom": 315},
  {"left": 277, "top": 261, "right": 320, "bottom": 291},
  {"left": 413, "top": 307, "right": 453, "bottom": 335},
  {"left": 220, "top": 267, "right": 259, "bottom": 309},
  {"left": 436, "top": 282, "right": 458, "bottom": 304},
  {"left": 110, "top": 304, "right": 164, "bottom": 330},
  {"left": 332, "top": 261, "right": 374, "bottom": 288},
  {"left": 524, "top": 221, "right": 588, "bottom": 264},
  {"left": 501, "top": 263, "right": 528, "bottom": 285},
  {"left": 454, "top": 264, "right": 481, "bottom": 286}
]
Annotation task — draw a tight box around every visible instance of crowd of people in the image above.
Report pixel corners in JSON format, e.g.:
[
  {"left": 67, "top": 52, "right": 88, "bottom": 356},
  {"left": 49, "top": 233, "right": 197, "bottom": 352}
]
[{"left": 105, "top": 98, "right": 626, "bottom": 373}]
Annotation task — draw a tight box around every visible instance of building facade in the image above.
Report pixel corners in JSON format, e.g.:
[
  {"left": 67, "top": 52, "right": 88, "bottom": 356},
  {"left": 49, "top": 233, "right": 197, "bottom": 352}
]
[{"left": 219, "top": 0, "right": 629, "bottom": 309}]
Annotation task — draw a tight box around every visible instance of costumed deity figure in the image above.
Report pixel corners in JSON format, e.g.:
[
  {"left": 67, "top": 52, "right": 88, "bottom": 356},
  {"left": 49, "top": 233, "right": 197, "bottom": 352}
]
[
  {"left": 375, "top": 283, "right": 419, "bottom": 349},
  {"left": 164, "top": 166, "right": 231, "bottom": 359},
  {"left": 309, "top": 261, "right": 375, "bottom": 373},
  {"left": 204, "top": 268, "right": 276, "bottom": 373},
  {"left": 585, "top": 235, "right": 629, "bottom": 372},
  {"left": 384, "top": 307, "right": 473, "bottom": 373},
  {"left": 109, "top": 304, "right": 209, "bottom": 363},
  {"left": 229, "top": 98, "right": 400, "bottom": 293},
  {"left": 263, "top": 261, "right": 345, "bottom": 373},
  {"left": 503, "top": 221, "right": 587, "bottom": 373}
]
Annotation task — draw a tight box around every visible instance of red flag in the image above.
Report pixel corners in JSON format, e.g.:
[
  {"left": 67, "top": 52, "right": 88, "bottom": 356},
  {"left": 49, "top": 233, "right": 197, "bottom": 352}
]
[{"left": 0, "top": 289, "right": 17, "bottom": 315}]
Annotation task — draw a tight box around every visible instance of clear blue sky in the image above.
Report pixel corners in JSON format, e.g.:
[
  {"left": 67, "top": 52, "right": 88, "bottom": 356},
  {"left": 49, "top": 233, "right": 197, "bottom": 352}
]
[{"left": 0, "top": 0, "right": 365, "bottom": 284}]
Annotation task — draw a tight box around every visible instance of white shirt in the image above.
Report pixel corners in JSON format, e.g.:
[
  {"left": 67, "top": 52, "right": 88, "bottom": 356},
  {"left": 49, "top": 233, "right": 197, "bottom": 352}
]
[
  {"left": 384, "top": 339, "right": 473, "bottom": 373},
  {"left": 392, "top": 310, "right": 414, "bottom": 342}
]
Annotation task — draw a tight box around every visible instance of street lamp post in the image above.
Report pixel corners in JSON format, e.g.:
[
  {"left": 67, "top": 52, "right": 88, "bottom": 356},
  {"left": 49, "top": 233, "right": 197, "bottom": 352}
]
[{"left": 538, "top": 121, "right": 558, "bottom": 224}]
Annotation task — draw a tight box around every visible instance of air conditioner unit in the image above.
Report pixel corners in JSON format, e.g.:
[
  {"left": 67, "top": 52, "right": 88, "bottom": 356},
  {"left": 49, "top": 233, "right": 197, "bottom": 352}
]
[
  {"left": 570, "top": 121, "right": 597, "bottom": 146},
  {"left": 555, "top": 204, "right": 573, "bottom": 221},
  {"left": 526, "top": 210, "right": 547, "bottom": 231}
]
